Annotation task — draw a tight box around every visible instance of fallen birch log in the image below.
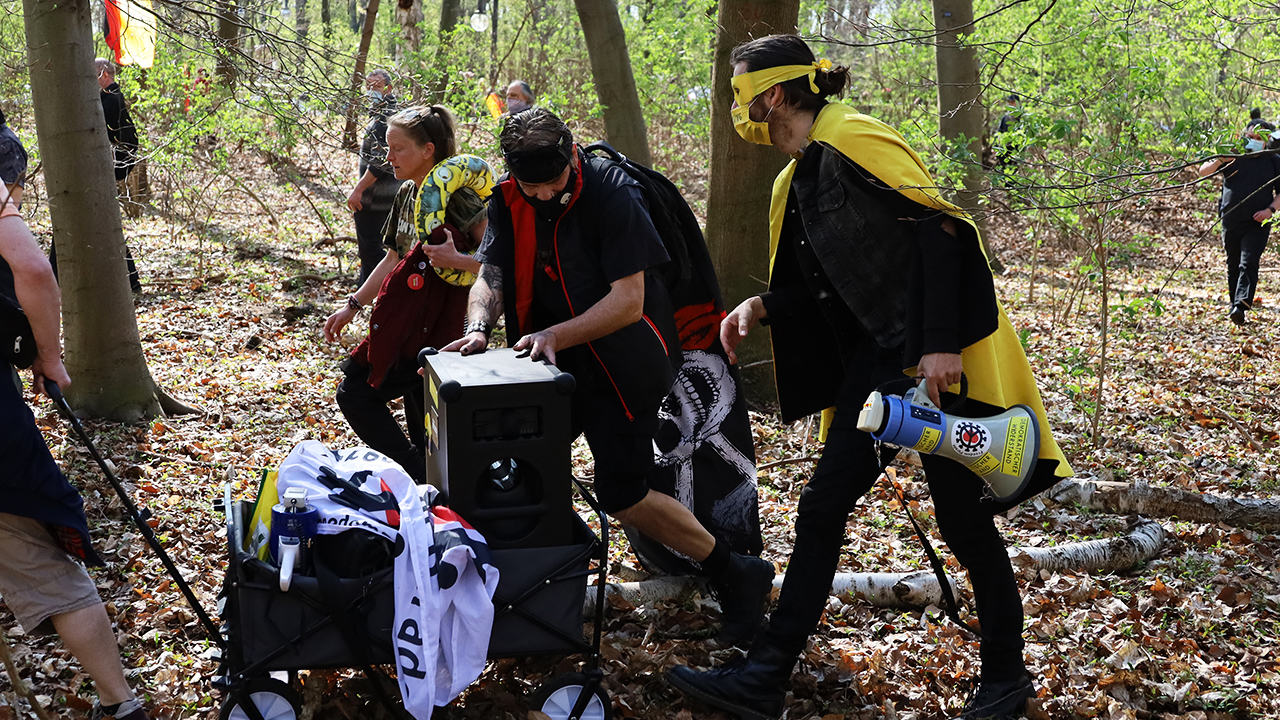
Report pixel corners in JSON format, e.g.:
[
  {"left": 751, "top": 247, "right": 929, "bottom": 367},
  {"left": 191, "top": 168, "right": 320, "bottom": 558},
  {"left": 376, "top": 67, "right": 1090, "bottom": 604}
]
[
  {"left": 584, "top": 521, "right": 1167, "bottom": 614},
  {"left": 1008, "top": 519, "right": 1166, "bottom": 574},
  {"left": 1050, "top": 477, "right": 1280, "bottom": 531}
]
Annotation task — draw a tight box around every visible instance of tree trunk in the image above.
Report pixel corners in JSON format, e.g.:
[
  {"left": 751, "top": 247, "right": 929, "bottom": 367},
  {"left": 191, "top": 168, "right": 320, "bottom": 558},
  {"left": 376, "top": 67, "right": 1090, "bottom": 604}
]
[
  {"left": 321, "top": 0, "right": 331, "bottom": 37},
  {"left": 932, "top": 0, "right": 1001, "bottom": 271},
  {"left": 215, "top": 0, "right": 238, "bottom": 88},
  {"left": 396, "top": 0, "right": 423, "bottom": 62},
  {"left": 439, "top": 0, "right": 461, "bottom": 32},
  {"left": 432, "top": 0, "right": 463, "bottom": 99},
  {"left": 1008, "top": 519, "right": 1167, "bottom": 574},
  {"left": 573, "top": 0, "right": 651, "bottom": 167},
  {"left": 488, "top": 0, "right": 498, "bottom": 89},
  {"left": 583, "top": 521, "right": 1167, "bottom": 614},
  {"left": 1050, "top": 478, "right": 1280, "bottom": 532},
  {"left": 23, "top": 0, "right": 163, "bottom": 421},
  {"left": 705, "top": 0, "right": 799, "bottom": 404},
  {"left": 295, "top": 0, "right": 310, "bottom": 37},
  {"left": 342, "top": 0, "right": 382, "bottom": 150}
]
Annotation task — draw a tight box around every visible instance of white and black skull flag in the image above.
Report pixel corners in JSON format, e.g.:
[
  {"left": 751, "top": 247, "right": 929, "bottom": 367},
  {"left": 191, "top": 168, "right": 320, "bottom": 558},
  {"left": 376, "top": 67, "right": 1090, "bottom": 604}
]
[{"left": 640, "top": 306, "right": 762, "bottom": 570}]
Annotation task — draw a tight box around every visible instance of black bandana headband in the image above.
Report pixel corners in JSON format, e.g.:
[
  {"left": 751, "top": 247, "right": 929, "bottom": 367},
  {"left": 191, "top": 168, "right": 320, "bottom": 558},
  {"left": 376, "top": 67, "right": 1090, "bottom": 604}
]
[{"left": 504, "top": 137, "right": 573, "bottom": 184}]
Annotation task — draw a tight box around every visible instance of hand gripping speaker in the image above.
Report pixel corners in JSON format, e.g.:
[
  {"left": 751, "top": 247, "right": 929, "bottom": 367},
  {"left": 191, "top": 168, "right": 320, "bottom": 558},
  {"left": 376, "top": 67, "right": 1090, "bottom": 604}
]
[{"left": 856, "top": 384, "right": 1040, "bottom": 502}]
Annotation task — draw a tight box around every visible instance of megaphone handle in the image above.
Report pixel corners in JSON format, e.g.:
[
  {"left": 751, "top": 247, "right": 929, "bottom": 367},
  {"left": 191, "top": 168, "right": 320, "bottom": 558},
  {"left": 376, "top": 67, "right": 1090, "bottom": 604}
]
[
  {"left": 279, "top": 539, "right": 299, "bottom": 592},
  {"left": 918, "top": 372, "right": 969, "bottom": 413},
  {"left": 950, "top": 373, "right": 969, "bottom": 410}
]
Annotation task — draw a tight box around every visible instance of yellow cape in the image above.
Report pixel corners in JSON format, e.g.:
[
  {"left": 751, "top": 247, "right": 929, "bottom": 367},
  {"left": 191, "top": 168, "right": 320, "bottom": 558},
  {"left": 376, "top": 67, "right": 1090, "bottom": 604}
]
[{"left": 768, "top": 103, "right": 1071, "bottom": 477}]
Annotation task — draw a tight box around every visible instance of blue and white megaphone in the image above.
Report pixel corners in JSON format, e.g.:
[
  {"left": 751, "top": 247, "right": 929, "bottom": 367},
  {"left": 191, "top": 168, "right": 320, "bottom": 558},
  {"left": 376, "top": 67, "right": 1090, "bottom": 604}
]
[
  {"left": 856, "top": 377, "right": 1040, "bottom": 502},
  {"left": 270, "top": 486, "right": 318, "bottom": 591}
]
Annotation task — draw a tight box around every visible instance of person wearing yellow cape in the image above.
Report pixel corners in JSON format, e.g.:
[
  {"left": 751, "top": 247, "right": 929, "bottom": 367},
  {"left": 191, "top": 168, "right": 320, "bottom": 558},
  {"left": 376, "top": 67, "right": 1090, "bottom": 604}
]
[{"left": 666, "top": 35, "right": 1072, "bottom": 720}]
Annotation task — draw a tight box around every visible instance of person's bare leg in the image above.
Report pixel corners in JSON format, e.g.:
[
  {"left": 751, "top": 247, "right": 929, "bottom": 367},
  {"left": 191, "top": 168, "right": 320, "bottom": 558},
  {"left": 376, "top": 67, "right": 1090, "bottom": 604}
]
[
  {"left": 611, "top": 489, "right": 715, "bottom": 561},
  {"left": 50, "top": 605, "right": 133, "bottom": 704}
]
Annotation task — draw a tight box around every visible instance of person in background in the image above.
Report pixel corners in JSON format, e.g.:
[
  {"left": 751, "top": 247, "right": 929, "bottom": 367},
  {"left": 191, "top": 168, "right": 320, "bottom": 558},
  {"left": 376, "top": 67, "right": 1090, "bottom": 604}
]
[
  {"left": 1198, "top": 114, "right": 1280, "bottom": 326},
  {"left": 504, "top": 80, "right": 535, "bottom": 115},
  {"left": 324, "top": 105, "right": 494, "bottom": 482},
  {"left": 665, "top": 34, "right": 1071, "bottom": 720},
  {"left": 0, "top": 124, "right": 150, "bottom": 720},
  {"left": 48, "top": 58, "right": 143, "bottom": 292},
  {"left": 95, "top": 58, "right": 139, "bottom": 183},
  {"left": 346, "top": 69, "right": 405, "bottom": 285},
  {"left": 2, "top": 109, "right": 25, "bottom": 211},
  {"left": 993, "top": 93, "right": 1022, "bottom": 169}
]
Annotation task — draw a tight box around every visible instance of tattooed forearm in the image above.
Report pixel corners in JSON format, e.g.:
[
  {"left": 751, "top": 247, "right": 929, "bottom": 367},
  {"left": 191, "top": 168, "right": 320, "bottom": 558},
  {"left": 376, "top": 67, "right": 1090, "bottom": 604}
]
[{"left": 468, "top": 263, "right": 505, "bottom": 325}]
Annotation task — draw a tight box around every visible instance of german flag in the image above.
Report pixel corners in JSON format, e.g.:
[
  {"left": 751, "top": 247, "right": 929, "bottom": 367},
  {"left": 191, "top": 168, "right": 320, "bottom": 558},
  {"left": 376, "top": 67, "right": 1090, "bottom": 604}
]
[{"left": 104, "top": 0, "right": 156, "bottom": 69}]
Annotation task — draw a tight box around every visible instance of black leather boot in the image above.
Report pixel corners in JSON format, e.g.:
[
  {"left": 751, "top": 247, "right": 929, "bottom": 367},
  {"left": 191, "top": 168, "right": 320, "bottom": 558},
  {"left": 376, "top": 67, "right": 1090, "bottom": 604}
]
[
  {"left": 957, "top": 673, "right": 1035, "bottom": 720},
  {"left": 711, "top": 552, "right": 774, "bottom": 646},
  {"left": 666, "top": 642, "right": 795, "bottom": 720}
]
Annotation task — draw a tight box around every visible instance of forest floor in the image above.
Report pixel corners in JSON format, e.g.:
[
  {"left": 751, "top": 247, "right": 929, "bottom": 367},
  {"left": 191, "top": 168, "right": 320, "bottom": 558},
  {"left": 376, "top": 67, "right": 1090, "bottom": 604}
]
[{"left": 1, "top": 138, "right": 1277, "bottom": 720}]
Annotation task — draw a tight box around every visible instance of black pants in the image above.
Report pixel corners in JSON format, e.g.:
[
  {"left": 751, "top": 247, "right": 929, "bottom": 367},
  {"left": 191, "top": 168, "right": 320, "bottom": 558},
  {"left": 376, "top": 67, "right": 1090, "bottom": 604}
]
[
  {"left": 352, "top": 208, "right": 391, "bottom": 286},
  {"left": 759, "top": 353, "right": 1026, "bottom": 682},
  {"left": 336, "top": 358, "right": 426, "bottom": 482},
  {"left": 48, "top": 242, "right": 141, "bottom": 293},
  {"left": 1224, "top": 222, "right": 1270, "bottom": 315}
]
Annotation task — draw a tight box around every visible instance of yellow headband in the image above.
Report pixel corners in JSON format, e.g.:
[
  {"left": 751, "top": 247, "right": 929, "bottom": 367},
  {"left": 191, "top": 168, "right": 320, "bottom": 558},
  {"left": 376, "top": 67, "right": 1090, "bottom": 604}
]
[{"left": 731, "top": 59, "right": 834, "bottom": 106}]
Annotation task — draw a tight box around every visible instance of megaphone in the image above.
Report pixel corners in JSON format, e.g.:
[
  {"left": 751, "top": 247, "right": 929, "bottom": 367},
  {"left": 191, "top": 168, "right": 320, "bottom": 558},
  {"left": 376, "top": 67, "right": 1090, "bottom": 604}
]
[{"left": 856, "top": 381, "right": 1040, "bottom": 502}]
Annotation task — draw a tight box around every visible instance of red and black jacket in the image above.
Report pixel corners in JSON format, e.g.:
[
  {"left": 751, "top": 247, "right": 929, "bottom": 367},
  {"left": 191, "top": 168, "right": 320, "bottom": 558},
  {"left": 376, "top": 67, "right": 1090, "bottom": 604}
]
[
  {"left": 350, "top": 224, "right": 471, "bottom": 388},
  {"left": 482, "top": 148, "right": 681, "bottom": 424}
]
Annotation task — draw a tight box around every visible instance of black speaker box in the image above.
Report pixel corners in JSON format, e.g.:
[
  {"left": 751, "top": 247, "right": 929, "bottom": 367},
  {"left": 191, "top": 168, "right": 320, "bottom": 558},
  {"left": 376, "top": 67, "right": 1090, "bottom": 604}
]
[{"left": 419, "top": 347, "right": 577, "bottom": 549}]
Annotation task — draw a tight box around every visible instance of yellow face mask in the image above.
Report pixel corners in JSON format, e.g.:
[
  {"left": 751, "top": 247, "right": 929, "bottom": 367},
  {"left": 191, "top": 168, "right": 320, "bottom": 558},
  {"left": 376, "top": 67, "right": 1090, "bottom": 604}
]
[
  {"left": 729, "top": 60, "right": 833, "bottom": 147},
  {"left": 732, "top": 97, "right": 775, "bottom": 145}
]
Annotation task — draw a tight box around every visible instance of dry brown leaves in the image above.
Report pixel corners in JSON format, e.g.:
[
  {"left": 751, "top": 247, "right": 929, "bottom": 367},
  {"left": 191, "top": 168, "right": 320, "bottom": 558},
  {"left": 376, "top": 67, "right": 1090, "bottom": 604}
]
[{"left": 1, "top": 149, "right": 1276, "bottom": 720}]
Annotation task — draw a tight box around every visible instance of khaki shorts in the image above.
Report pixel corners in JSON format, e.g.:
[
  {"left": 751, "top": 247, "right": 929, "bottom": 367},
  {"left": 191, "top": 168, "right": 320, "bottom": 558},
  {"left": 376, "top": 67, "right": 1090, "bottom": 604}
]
[{"left": 0, "top": 512, "right": 101, "bottom": 635}]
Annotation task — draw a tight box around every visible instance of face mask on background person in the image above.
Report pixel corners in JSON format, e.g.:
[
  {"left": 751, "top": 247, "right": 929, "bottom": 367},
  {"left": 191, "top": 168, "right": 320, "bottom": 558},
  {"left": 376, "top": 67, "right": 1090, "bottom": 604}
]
[
  {"left": 507, "top": 98, "right": 531, "bottom": 115},
  {"left": 732, "top": 95, "right": 775, "bottom": 146},
  {"left": 1245, "top": 136, "right": 1265, "bottom": 153},
  {"left": 368, "top": 89, "right": 384, "bottom": 103}
]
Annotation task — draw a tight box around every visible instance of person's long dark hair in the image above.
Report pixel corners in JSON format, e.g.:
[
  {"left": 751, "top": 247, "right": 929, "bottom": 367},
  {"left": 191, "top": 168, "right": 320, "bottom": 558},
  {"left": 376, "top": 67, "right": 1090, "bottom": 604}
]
[{"left": 728, "top": 34, "right": 850, "bottom": 113}]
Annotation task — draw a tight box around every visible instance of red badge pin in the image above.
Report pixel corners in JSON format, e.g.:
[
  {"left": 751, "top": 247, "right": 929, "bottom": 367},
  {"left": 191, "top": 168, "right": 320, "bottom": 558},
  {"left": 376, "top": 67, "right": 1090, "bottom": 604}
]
[{"left": 407, "top": 273, "right": 425, "bottom": 290}]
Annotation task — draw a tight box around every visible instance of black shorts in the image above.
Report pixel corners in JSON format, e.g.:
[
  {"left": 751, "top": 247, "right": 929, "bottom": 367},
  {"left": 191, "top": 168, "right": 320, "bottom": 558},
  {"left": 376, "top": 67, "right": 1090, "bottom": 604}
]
[{"left": 571, "top": 386, "right": 660, "bottom": 515}]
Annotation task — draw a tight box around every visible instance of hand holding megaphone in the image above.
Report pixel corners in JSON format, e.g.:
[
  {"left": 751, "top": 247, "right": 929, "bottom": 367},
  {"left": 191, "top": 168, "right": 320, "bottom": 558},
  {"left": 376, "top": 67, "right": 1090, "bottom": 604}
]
[{"left": 856, "top": 374, "right": 1040, "bottom": 502}]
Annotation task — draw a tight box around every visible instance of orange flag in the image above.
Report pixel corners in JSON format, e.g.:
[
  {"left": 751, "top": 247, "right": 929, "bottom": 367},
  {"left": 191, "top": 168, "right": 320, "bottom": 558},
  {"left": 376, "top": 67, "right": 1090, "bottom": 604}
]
[
  {"left": 485, "top": 92, "right": 504, "bottom": 120},
  {"left": 104, "top": 0, "right": 156, "bottom": 69}
]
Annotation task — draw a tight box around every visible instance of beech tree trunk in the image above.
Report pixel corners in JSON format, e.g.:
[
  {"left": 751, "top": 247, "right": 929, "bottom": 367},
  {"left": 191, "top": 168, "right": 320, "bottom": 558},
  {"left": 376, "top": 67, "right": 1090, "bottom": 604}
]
[
  {"left": 23, "top": 0, "right": 163, "bottom": 420},
  {"left": 1050, "top": 478, "right": 1280, "bottom": 532},
  {"left": 342, "top": 0, "right": 382, "bottom": 150},
  {"left": 932, "top": 0, "right": 1000, "bottom": 270},
  {"left": 295, "top": 0, "right": 310, "bottom": 37},
  {"left": 439, "top": 0, "right": 461, "bottom": 32},
  {"left": 216, "top": 0, "right": 238, "bottom": 87},
  {"left": 583, "top": 521, "right": 1167, "bottom": 614},
  {"left": 574, "top": 0, "right": 650, "bottom": 167},
  {"left": 432, "top": 0, "right": 463, "bottom": 99},
  {"left": 705, "top": 0, "right": 799, "bottom": 404}
]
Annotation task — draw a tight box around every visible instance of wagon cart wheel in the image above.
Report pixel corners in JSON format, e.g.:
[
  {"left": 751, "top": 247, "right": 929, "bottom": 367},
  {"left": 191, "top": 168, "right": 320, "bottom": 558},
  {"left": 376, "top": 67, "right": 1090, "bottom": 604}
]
[
  {"left": 219, "top": 678, "right": 302, "bottom": 720},
  {"left": 530, "top": 672, "right": 612, "bottom": 720}
]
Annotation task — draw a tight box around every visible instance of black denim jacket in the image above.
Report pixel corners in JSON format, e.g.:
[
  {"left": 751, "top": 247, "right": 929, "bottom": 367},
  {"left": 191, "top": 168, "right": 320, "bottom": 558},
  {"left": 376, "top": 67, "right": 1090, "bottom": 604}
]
[{"left": 765, "top": 142, "right": 998, "bottom": 422}]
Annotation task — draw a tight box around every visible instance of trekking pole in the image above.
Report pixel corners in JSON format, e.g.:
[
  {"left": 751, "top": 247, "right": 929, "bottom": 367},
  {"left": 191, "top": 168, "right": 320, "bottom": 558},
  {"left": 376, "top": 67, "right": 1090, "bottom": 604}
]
[
  {"left": 0, "top": 629, "right": 55, "bottom": 720},
  {"left": 43, "top": 381, "right": 227, "bottom": 649}
]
